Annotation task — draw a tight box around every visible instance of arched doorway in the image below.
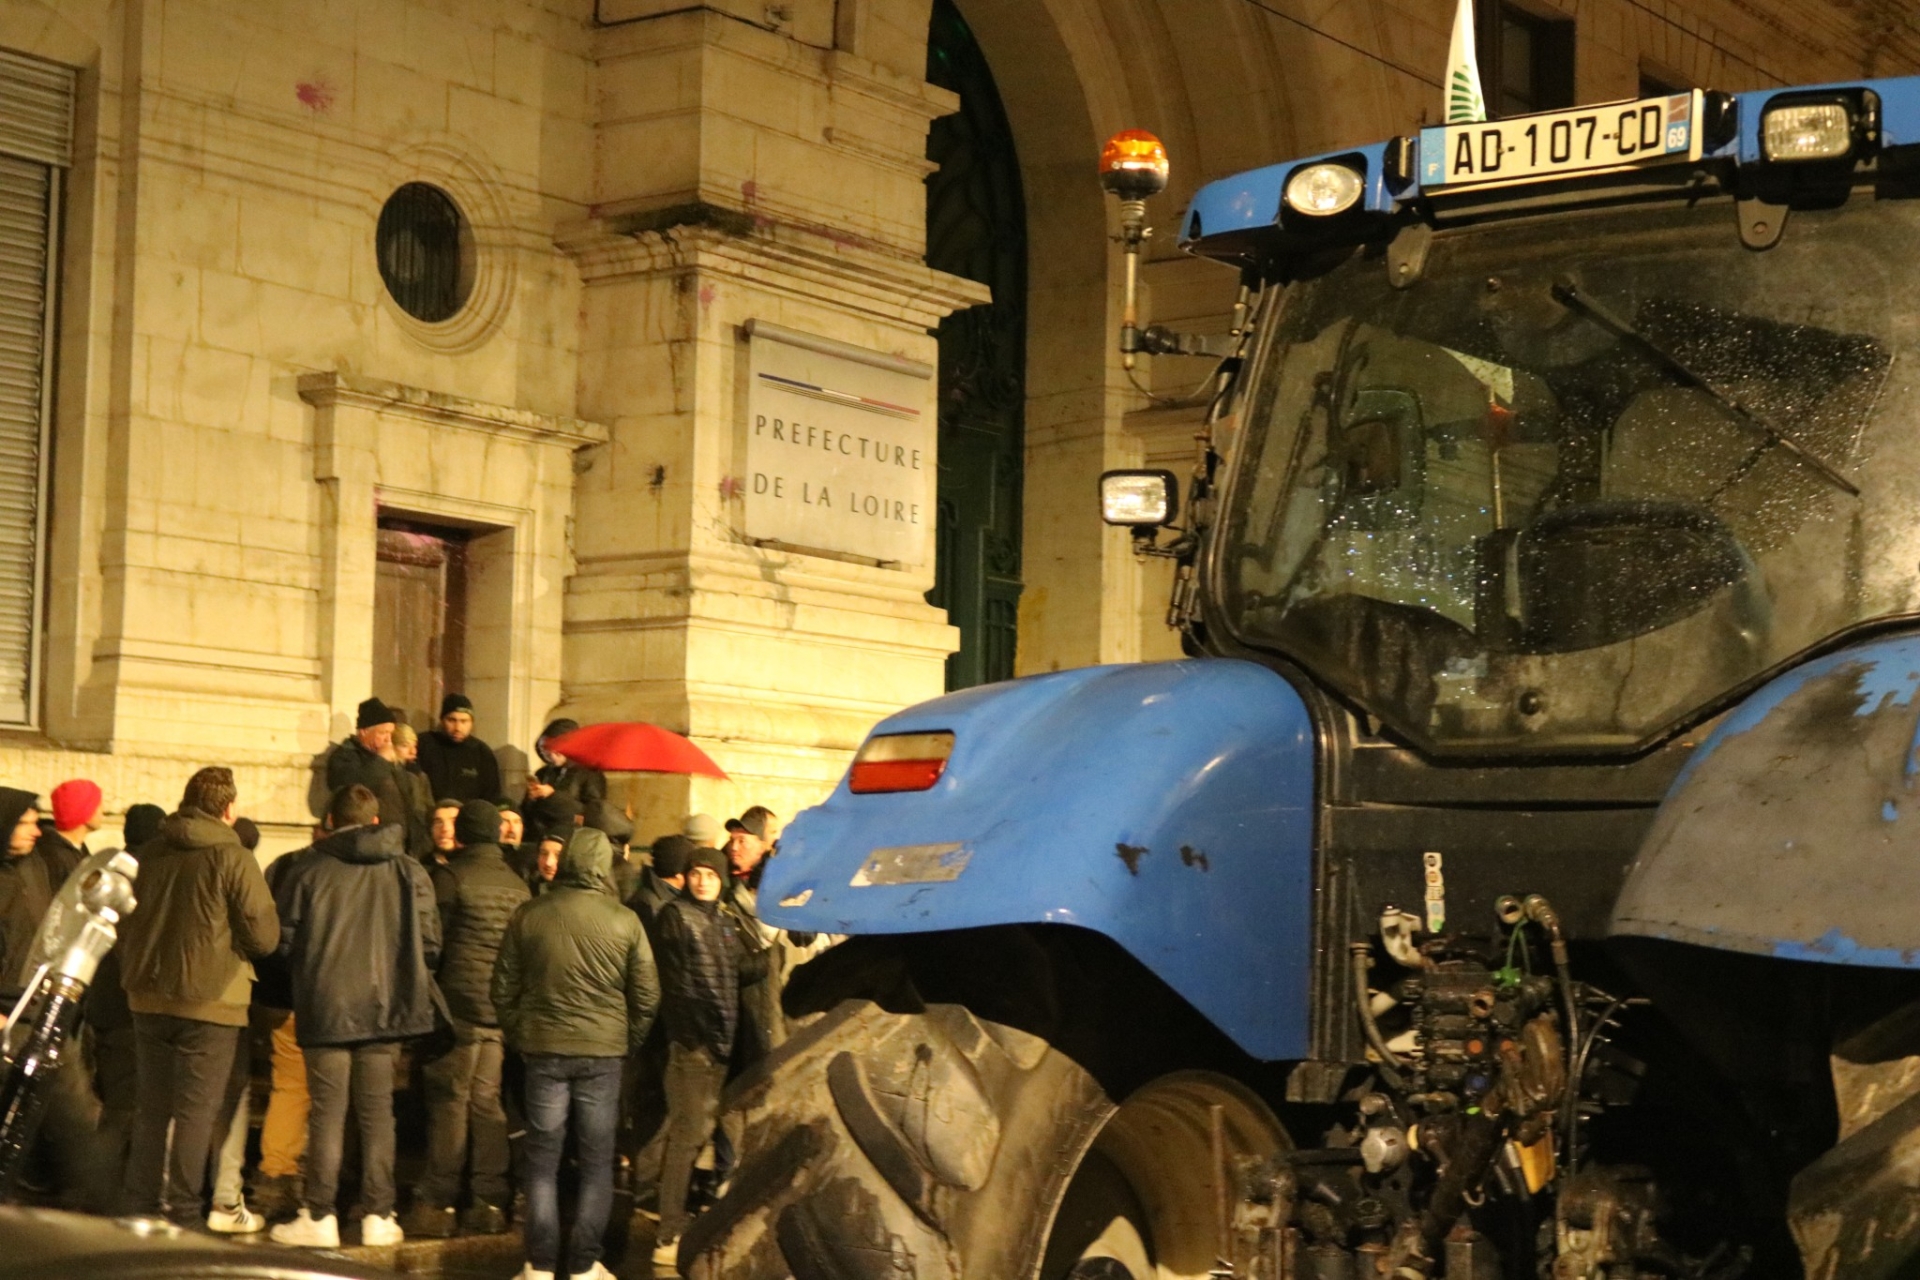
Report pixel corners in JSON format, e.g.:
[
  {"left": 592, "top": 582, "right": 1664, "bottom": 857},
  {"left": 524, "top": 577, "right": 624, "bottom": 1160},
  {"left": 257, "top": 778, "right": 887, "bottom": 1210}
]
[{"left": 924, "top": 0, "right": 1026, "bottom": 691}]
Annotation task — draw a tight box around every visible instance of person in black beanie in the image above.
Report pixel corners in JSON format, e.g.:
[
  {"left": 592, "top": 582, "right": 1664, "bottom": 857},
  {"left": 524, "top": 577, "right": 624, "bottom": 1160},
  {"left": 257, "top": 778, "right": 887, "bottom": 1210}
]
[
  {"left": 416, "top": 694, "right": 502, "bottom": 806},
  {"left": 324, "top": 698, "right": 411, "bottom": 836},
  {"left": 406, "top": 799, "right": 529, "bottom": 1238}
]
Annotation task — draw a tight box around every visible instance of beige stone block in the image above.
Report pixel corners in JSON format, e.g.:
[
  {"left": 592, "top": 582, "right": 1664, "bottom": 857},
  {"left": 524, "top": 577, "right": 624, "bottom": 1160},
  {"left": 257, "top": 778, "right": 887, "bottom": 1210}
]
[
  {"left": 353, "top": 53, "right": 450, "bottom": 136},
  {"left": 447, "top": 85, "right": 541, "bottom": 181},
  {"left": 596, "top": 113, "right": 703, "bottom": 204},
  {"left": 141, "top": 180, "right": 240, "bottom": 273},
  {"left": 400, "top": 3, "right": 496, "bottom": 93},
  {"left": 237, "top": 195, "right": 355, "bottom": 297}
]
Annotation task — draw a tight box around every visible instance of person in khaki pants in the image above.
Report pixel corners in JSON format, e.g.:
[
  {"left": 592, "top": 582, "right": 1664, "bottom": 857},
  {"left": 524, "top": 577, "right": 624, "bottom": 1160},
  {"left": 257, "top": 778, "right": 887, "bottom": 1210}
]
[{"left": 249, "top": 827, "right": 318, "bottom": 1219}]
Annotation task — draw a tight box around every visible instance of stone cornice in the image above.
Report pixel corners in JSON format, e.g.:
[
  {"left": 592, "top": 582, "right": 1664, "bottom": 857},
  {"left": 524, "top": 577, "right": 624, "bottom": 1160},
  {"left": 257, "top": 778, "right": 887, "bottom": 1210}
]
[
  {"left": 556, "top": 215, "right": 990, "bottom": 327},
  {"left": 297, "top": 372, "right": 610, "bottom": 448}
]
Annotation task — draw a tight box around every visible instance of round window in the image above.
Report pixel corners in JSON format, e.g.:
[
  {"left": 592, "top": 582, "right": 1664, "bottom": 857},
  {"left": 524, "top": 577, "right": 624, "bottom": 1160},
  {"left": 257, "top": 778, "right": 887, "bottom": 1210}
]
[{"left": 376, "top": 182, "right": 473, "bottom": 323}]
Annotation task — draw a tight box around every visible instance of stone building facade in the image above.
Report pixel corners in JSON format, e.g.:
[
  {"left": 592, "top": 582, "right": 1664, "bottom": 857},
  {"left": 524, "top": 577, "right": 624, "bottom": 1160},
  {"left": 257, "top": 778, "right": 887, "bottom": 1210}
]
[{"left": 0, "top": 0, "right": 1913, "bottom": 849}]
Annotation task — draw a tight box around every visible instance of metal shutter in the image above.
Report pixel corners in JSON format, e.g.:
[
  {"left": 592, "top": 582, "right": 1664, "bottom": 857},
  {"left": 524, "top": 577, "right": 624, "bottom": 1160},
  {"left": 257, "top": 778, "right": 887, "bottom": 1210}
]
[
  {"left": 0, "top": 49, "right": 68, "bottom": 725},
  {"left": 0, "top": 49, "right": 73, "bottom": 167}
]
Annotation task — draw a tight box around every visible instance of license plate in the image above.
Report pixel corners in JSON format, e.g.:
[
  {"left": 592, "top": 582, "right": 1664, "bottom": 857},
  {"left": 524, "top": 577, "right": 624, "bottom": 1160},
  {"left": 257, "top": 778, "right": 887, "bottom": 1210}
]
[{"left": 1419, "top": 90, "right": 1702, "bottom": 191}]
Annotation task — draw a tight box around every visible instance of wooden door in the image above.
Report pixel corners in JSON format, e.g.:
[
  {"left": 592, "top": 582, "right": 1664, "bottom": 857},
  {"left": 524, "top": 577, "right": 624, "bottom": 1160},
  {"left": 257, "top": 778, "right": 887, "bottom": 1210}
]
[{"left": 373, "top": 525, "right": 467, "bottom": 728}]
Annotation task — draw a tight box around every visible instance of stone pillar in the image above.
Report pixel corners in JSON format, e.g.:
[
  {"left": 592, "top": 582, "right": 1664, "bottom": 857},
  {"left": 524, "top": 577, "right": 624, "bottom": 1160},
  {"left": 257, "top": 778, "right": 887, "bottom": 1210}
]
[{"left": 560, "top": 8, "right": 985, "bottom": 836}]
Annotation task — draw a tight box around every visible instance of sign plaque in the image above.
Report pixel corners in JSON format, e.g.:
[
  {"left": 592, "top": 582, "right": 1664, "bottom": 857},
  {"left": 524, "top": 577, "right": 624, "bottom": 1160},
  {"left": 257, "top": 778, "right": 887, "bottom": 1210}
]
[{"left": 742, "top": 321, "right": 936, "bottom": 569}]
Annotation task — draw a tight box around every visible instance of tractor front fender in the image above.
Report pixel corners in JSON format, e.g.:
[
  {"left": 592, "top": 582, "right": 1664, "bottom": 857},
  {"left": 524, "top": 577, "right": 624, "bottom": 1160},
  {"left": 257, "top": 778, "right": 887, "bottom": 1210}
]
[
  {"left": 1612, "top": 631, "right": 1920, "bottom": 967},
  {"left": 761, "top": 659, "right": 1316, "bottom": 1060}
]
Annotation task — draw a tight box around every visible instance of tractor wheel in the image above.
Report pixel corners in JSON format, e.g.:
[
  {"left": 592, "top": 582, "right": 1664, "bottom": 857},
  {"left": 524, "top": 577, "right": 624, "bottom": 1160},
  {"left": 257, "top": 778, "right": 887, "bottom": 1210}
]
[{"left": 676, "top": 926, "right": 1292, "bottom": 1280}]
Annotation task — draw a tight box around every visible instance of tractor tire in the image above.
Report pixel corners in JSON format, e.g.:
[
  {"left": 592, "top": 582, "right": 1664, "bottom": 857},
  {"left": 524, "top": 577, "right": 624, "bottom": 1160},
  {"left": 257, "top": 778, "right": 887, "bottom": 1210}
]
[{"left": 676, "top": 926, "right": 1292, "bottom": 1280}]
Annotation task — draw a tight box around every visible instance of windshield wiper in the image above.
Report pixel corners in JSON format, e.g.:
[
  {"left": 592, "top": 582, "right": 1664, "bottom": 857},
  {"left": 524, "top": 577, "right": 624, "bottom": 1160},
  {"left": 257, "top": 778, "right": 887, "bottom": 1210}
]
[{"left": 1550, "top": 276, "right": 1860, "bottom": 497}]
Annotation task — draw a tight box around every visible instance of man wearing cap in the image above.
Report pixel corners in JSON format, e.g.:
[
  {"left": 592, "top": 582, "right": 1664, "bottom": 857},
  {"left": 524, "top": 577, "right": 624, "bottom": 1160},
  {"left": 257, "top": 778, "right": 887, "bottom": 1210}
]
[
  {"left": 325, "top": 697, "right": 411, "bottom": 835},
  {"left": 406, "top": 799, "right": 529, "bottom": 1239},
  {"left": 418, "top": 694, "right": 503, "bottom": 805}
]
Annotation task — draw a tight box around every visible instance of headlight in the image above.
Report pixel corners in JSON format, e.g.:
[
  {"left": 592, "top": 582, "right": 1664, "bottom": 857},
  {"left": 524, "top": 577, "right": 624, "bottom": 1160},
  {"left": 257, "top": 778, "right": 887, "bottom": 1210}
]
[
  {"left": 1763, "top": 102, "right": 1852, "bottom": 161},
  {"left": 1100, "top": 470, "right": 1178, "bottom": 526},
  {"left": 1285, "top": 162, "right": 1364, "bottom": 216}
]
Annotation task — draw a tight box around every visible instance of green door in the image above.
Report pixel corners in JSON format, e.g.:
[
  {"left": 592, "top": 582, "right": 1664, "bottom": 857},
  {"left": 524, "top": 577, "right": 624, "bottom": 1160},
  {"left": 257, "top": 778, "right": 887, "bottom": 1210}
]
[{"left": 925, "top": 0, "right": 1026, "bottom": 691}]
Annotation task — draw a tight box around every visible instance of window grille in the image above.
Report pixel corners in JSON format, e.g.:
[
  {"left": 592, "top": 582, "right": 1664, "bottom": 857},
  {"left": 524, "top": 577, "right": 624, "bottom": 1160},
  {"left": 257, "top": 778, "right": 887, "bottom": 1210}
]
[{"left": 376, "top": 182, "right": 472, "bottom": 323}]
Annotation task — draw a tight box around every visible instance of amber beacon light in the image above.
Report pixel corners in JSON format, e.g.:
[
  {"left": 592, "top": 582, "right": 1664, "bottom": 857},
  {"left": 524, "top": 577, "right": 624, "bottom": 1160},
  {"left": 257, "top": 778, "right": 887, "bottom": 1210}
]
[{"left": 1099, "top": 129, "right": 1170, "bottom": 369}]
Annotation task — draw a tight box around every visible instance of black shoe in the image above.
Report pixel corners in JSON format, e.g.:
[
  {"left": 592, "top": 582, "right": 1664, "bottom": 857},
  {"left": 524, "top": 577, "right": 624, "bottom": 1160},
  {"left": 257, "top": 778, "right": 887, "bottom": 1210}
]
[
  {"left": 460, "top": 1200, "right": 508, "bottom": 1235},
  {"left": 399, "top": 1202, "right": 456, "bottom": 1239},
  {"left": 252, "top": 1174, "right": 301, "bottom": 1221}
]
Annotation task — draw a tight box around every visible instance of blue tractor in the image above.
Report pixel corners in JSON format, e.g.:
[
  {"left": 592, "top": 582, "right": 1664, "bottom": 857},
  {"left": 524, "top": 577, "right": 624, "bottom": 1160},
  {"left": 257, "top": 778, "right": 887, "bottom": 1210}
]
[{"left": 691, "top": 78, "right": 1920, "bottom": 1280}]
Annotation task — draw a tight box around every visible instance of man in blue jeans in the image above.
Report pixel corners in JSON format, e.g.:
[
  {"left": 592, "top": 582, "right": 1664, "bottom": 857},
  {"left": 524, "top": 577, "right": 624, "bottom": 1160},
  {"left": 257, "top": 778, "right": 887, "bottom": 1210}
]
[{"left": 492, "top": 827, "right": 658, "bottom": 1280}]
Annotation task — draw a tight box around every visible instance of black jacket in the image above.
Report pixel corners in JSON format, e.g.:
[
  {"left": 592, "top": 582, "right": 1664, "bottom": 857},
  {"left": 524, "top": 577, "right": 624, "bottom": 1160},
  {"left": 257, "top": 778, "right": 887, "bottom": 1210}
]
[
  {"left": 417, "top": 733, "right": 502, "bottom": 805},
  {"left": 490, "top": 830, "right": 658, "bottom": 1058},
  {"left": 525, "top": 763, "right": 607, "bottom": 838},
  {"left": 626, "top": 868, "right": 679, "bottom": 943},
  {"left": 275, "top": 823, "right": 444, "bottom": 1047},
  {"left": 324, "top": 737, "right": 411, "bottom": 834},
  {"left": 654, "top": 894, "right": 740, "bottom": 1060},
  {"left": 0, "top": 799, "right": 86, "bottom": 1003},
  {"left": 430, "top": 841, "right": 530, "bottom": 1027}
]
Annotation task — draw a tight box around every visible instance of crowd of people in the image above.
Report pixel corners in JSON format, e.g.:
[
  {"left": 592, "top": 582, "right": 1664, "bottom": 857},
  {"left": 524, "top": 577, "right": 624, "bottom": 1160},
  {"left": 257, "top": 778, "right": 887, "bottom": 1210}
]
[{"left": 0, "top": 691, "right": 816, "bottom": 1280}]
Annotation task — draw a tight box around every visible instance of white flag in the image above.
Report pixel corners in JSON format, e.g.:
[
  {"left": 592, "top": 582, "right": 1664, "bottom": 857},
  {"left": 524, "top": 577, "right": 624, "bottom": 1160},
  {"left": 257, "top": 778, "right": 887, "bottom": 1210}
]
[{"left": 1446, "top": 0, "right": 1488, "bottom": 123}]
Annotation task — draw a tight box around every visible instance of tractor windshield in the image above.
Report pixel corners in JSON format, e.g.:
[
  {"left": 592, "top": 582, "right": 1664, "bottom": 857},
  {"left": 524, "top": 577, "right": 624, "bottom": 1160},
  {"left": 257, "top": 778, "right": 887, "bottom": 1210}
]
[{"left": 1222, "top": 195, "right": 1918, "bottom": 754}]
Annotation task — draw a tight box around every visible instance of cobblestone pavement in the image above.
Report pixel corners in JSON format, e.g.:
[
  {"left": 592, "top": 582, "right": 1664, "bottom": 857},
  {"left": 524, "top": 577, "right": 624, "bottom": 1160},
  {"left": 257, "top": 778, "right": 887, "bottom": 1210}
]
[{"left": 327, "top": 1206, "right": 660, "bottom": 1278}]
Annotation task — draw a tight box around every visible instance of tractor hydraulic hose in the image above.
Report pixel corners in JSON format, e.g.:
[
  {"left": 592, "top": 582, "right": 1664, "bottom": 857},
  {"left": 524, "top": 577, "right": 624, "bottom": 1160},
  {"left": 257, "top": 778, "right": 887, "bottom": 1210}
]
[
  {"left": 1351, "top": 943, "right": 1408, "bottom": 1091},
  {"left": 1525, "top": 894, "right": 1584, "bottom": 1165}
]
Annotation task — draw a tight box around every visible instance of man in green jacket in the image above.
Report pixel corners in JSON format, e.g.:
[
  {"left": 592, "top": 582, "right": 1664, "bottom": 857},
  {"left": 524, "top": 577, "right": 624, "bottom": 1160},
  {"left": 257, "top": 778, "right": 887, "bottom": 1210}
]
[
  {"left": 116, "top": 766, "right": 279, "bottom": 1226},
  {"left": 492, "top": 828, "right": 658, "bottom": 1280}
]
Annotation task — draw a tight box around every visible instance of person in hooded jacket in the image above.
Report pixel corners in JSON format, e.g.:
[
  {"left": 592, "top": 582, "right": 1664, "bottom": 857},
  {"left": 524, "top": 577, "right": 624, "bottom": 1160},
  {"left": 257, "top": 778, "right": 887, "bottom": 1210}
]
[
  {"left": 269, "top": 784, "right": 443, "bottom": 1250},
  {"left": 522, "top": 719, "right": 608, "bottom": 833},
  {"left": 641, "top": 843, "right": 767, "bottom": 1268},
  {"left": 492, "top": 828, "right": 658, "bottom": 1280},
  {"left": 116, "top": 767, "right": 280, "bottom": 1226},
  {"left": 405, "top": 799, "right": 529, "bottom": 1239},
  {"left": 0, "top": 784, "right": 116, "bottom": 1211}
]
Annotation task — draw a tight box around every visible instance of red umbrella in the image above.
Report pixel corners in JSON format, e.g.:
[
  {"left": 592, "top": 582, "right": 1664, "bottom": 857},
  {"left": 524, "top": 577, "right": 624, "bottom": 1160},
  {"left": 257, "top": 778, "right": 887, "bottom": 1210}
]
[{"left": 545, "top": 722, "right": 729, "bottom": 779}]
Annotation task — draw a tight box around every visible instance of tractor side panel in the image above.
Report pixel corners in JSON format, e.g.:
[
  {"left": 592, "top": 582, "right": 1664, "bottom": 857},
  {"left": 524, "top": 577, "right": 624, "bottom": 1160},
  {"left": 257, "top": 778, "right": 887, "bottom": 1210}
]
[
  {"left": 1612, "top": 631, "right": 1920, "bottom": 967},
  {"left": 761, "top": 659, "right": 1317, "bottom": 1061}
]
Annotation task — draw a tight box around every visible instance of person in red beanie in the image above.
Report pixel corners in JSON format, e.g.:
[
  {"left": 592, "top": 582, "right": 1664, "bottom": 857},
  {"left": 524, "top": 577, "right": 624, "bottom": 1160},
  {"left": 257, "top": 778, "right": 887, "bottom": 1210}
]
[{"left": 36, "top": 778, "right": 103, "bottom": 879}]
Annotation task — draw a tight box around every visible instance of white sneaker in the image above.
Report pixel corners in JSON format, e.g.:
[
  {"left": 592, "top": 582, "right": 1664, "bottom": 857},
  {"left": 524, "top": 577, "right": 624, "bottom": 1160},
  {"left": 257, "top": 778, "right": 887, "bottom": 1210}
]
[
  {"left": 359, "top": 1212, "right": 404, "bottom": 1246},
  {"left": 571, "top": 1264, "right": 617, "bottom": 1280},
  {"left": 518, "top": 1267, "right": 555, "bottom": 1280},
  {"left": 270, "top": 1209, "right": 340, "bottom": 1248},
  {"left": 652, "top": 1237, "right": 679, "bottom": 1271},
  {"left": 207, "top": 1198, "right": 264, "bottom": 1233}
]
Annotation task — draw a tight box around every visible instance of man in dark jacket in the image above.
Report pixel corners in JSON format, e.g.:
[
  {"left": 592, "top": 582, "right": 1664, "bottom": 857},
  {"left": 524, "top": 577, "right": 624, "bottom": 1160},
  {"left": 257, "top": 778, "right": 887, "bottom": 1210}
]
[
  {"left": 405, "top": 799, "right": 529, "bottom": 1239},
  {"left": 627, "top": 835, "right": 690, "bottom": 940},
  {"left": 270, "top": 784, "right": 442, "bottom": 1250},
  {"left": 324, "top": 697, "right": 411, "bottom": 834},
  {"left": 117, "top": 767, "right": 280, "bottom": 1226},
  {"left": 523, "top": 719, "right": 608, "bottom": 834},
  {"left": 90, "top": 800, "right": 165, "bottom": 1201},
  {"left": 417, "top": 694, "right": 503, "bottom": 804},
  {"left": 644, "top": 843, "right": 761, "bottom": 1266},
  {"left": 492, "top": 828, "right": 657, "bottom": 1280}
]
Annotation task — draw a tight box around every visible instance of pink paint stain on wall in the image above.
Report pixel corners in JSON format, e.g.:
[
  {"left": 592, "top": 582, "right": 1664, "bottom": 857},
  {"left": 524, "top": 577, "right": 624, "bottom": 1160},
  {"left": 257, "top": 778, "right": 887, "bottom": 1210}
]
[
  {"left": 295, "top": 80, "right": 335, "bottom": 113},
  {"left": 740, "top": 179, "right": 759, "bottom": 203},
  {"left": 698, "top": 284, "right": 717, "bottom": 308}
]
